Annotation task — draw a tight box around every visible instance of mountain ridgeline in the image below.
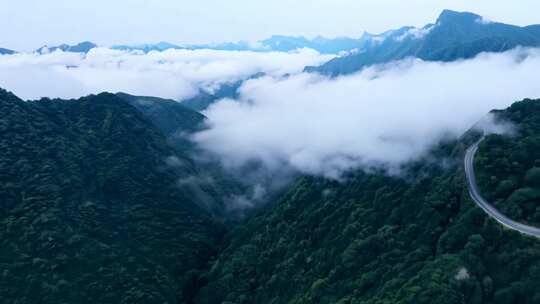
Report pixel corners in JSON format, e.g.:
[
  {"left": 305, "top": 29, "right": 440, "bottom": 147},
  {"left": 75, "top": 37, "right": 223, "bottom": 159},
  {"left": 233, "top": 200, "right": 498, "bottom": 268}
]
[
  {"left": 306, "top": 10, "right": 540, "bottom": 76},
  {"left": 0, "top": 47, "right": 16, "bottom": 55},
  {"left": 35, "top": 41, "right": 97, "bottom": 54},
  {"left": 180, "top": 82, "right": 243, "bottom": 112},
  {"left": 119, "top": 10, "right": 540, "bottom": 112},
  {"left": 113, "top": 36, "right": 362, "bottom": 55}
]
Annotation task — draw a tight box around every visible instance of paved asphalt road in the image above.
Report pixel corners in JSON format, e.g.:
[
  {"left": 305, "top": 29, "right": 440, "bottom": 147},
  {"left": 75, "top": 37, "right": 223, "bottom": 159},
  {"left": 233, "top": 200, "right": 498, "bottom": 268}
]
[{"left": 465, "top": 139, "right": 540, "bottom": 238}]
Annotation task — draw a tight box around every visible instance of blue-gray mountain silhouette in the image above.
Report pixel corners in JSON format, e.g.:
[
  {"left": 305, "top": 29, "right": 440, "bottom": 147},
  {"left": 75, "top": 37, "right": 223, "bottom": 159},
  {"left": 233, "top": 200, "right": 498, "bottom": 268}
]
[
  {"left": 306, "top": 10, "right": 540, "bottom": 76},
  {"left": 36, "top": 41, "right": 97, "bottom": 54},
  {"left": 0, "top": 47, "right": 15, "bottom": 55}
]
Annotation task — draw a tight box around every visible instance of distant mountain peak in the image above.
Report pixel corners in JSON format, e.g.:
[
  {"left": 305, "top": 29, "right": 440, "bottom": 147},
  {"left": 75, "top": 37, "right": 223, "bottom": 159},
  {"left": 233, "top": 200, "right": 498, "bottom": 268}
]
[
  {"left": 36, "top": 41, "right": 97, "bottom": 54},
  {"left": 306, "top": 9, "right": 540, "bottom": 76},
  {"left": 437, "top": 9, "right": 481, "bottom": 25},
  {"left": 0, "top": 47, "right": 16, "bottom": 55},
  {"left": 75, "top": 41, "right": 97, "bottom": 48}
]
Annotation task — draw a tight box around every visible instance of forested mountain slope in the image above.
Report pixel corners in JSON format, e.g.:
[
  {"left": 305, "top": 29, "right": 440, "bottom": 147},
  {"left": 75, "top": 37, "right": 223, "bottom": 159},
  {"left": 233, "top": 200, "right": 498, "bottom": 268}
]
[
  {"left": 475, "top": 100, "right": 540, "bottom": 226},
  {"left": 2, "top": 91, "right": 540, "bottom": 304},
  {"left": 0, "top": 89, "right": 226, "bottom": 303},
  {"left": 194, "top": 99, "right": 540, "bottom": 304},
  {"left": 116, "top": 93, "right": 206, "bottom": 136},
  {"left": 116, "top": 92, "right": 246, "bottom": 219}
]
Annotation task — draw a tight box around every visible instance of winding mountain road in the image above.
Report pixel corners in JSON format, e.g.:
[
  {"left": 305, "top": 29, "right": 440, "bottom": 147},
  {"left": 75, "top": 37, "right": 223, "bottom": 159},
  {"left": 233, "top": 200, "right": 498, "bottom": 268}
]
[{"left": 464, "top": 139, "right": 540, "bottom": 238}]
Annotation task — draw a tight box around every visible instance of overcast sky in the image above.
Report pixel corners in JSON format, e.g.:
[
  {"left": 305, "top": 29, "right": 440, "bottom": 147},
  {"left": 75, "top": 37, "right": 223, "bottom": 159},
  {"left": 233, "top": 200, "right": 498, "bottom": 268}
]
[{"left": 2, "top": 0, "right": 540, "bottom": 51}]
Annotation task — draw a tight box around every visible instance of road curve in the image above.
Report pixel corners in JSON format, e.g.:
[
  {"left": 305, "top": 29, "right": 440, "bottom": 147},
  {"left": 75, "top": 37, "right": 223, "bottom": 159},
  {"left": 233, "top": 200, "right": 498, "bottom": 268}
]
[{"left": 465, "top": 139, "right": 540, "bottom": 238}]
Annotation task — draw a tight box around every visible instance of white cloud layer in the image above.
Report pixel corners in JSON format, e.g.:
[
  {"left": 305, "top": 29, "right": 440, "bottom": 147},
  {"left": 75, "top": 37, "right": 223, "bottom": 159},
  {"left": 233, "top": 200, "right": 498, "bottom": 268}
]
[
  {"left": 2, "top": 46, "right": 539, "bottom": 179},
  {"left": 194, "top": 48, "right": 540, "bottom": 178},
  {"left": 0, "top": 48, "right": 333, "bottom": 100}
]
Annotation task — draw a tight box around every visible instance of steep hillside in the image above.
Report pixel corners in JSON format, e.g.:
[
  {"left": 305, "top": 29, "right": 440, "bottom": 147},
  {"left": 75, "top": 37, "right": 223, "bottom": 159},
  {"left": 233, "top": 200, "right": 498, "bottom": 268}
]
[
  {"left": 194, "top": 99, "right": 540, "bottom": 304},
  {"left": 307, "top": 10, "right": 540, "bottom": 76},
  {"left": 0, "top": 89, "right": 226, "bottom": 303},
  {"left": 475, "top": 100, "right": 540, "bottom": 226},
  {"left": 117, "top": 92, "right": 246, "bottom": 219},
  {"left": 116, "top": 93, "right": 205, "bottom": 136}
]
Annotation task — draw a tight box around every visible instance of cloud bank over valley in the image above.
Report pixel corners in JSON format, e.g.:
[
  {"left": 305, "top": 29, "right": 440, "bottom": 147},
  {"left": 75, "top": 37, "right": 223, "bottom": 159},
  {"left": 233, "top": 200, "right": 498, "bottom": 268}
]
[
  {"left": 1, "top": 47, "right": 539, "bottom": 178},
  {"left": 0, "top": 48, "right": 333, "bottom": 100},
  {"left": 194, "top": 48, "right": 540, "bottom": 177}
]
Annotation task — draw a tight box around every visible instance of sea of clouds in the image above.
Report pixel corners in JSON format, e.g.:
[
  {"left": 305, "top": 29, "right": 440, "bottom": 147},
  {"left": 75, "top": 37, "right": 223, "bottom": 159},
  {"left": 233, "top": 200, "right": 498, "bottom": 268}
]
[
  {"left": 195, "top": 48, "right": 540, "bottom": 177},
  {"left": 0, "top": 47, "right": 333, "bottom": 100},
  {"left": 1, "top": 47, "right": 540, "bottom": 179}
]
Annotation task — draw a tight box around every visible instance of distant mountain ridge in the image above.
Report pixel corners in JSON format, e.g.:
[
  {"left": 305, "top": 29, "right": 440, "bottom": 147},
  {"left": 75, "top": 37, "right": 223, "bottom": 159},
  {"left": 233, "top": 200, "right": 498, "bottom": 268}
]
[
  {"left": 179, "top": 73, "right": 265, "bottom": 112},
  {"left": 306, "top": 10, "right": 540, "bottom": 75},
  {"left": 112, "top": 36, "right": 363, "bottom": 54},
  {"left": 0, "top": 47, "right": 15, "bottom": 55},
  {"left": 35, "top": 41, "right": 97, "bottom": 54},
  {"left": 112, "top": 42, "right": 181, "bottom": 53}
]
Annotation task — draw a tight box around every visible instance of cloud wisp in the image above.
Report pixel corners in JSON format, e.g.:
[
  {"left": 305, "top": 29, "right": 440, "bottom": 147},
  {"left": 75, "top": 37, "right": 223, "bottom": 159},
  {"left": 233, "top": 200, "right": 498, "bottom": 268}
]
[
  {"left": 0, "top": 48, "right": 333, "bottom": 100},
  {"left": 194, "top": 48, "right": 540, "bottom": 178}
]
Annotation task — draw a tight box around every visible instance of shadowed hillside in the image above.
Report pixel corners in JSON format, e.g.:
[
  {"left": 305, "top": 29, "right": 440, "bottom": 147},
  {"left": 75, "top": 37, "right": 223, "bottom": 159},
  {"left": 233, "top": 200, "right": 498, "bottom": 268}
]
[{"left": 0, "top": 89, "right": 227, "bottom": 303}]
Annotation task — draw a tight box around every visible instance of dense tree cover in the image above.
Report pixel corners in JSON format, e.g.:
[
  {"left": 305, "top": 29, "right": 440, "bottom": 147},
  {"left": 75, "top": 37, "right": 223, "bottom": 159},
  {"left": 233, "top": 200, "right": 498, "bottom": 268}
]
[
  {"left": 116, "top": 93, "right": 206, "bottom": 137},
  {"left": 0, "top": 89, "right": 228, "bottom": 303},
  {"left": 116, "top": 93, "right": 248, "bottom": 220},
  {"left": 193, "top": 100, "right": 540, "bottom": 304},
  {"left": 2, "top": 85, "right": 540, "bottom": 304},
  {"left": 475, "top": 100, "right": 540, "bottom": 226}
]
